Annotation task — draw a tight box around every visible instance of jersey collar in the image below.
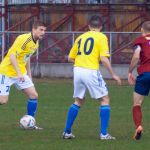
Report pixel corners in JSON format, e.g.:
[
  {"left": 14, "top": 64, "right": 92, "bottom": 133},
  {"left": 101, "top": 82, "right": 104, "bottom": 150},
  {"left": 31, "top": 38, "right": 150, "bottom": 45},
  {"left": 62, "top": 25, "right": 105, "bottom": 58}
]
[{"left": 31, "top": 32, "right": 37, "bottom": 44}]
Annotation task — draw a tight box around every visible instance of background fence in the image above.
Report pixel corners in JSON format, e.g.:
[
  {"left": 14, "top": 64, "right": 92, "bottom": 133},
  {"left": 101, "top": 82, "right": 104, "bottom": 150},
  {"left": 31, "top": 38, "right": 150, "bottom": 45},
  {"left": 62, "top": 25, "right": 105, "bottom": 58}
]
[{"left": 0, "top": 31, "right": 140, "bottom": 64}]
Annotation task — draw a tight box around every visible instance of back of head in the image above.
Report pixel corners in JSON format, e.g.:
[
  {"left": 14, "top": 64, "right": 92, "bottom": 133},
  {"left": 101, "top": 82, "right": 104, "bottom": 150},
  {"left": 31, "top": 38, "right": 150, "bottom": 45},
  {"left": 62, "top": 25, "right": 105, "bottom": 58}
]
[
  {"left": 142, "top": 21, "right": 150, "bottom": 33},
  {"left": 32, "top": 20, "right": 46, "bottom": 29},
  {"left": 88, "top": 15, "right": 102, "bottom": 29}
]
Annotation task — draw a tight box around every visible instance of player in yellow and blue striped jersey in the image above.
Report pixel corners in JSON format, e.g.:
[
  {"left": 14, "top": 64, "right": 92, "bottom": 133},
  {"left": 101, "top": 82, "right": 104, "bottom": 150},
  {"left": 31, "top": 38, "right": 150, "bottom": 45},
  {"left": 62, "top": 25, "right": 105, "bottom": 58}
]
[{"left": 0, "top": 20, "right": 46, "bottom": 129}]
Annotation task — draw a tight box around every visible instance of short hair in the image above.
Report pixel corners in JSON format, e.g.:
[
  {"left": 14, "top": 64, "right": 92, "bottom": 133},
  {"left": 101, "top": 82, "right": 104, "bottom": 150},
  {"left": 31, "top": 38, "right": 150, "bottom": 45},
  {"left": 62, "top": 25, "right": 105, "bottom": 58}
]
[
  {"left": 142, "top": 21, "right": 150, "bottom": 32},
  {"left": 32, "top": 20, "right": 46, "bottom": 29},
  {"left": 88, "top": 15, "right": 102, "bottom": 28}
]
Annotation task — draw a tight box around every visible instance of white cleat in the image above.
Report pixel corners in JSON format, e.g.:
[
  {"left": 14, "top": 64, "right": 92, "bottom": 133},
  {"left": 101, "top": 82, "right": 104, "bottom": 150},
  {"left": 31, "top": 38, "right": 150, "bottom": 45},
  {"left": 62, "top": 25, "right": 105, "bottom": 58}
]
[
  {"left": 100, "top": 133, "right": 116, "bottom": 140},
  {"left": 62, "top": 132, "right": 75, "bottom": 139}
]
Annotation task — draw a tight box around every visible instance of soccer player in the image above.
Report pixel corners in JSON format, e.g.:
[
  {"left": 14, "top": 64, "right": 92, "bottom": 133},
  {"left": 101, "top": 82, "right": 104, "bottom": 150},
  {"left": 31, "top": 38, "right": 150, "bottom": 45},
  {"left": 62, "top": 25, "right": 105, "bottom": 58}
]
[
  {"left": 0, "top": 20, "right": 46, "bottom": 129},
  {"left": 128, "top": 21, "right": 150, "bottom": 140},
  {"left": 63, "top": 15, "right": 121, "bottom": 140}
]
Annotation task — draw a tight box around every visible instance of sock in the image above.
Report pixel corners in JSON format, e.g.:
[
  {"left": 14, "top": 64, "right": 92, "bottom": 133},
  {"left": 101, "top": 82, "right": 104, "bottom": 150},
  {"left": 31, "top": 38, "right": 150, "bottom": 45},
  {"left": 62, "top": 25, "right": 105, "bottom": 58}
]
[
  {"left": 100, "top": 105, "right": 110, "bottom": 135},
  {"left": 27, "top": 99, "right": 38, "bottom": 117},
  {"left": 64, "top": 104, "right": 80, "bottom": 134},
  {"left": 133, "top": 105, "right": 142, "bottom": 129}
]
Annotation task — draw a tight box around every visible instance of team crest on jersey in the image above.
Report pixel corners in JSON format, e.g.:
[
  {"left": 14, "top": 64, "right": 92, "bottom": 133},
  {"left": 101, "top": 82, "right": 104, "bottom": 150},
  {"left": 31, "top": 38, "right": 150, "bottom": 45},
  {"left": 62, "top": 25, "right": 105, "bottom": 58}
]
[{"left": 24, "top": 52, "right": 34, "bottom": 62}]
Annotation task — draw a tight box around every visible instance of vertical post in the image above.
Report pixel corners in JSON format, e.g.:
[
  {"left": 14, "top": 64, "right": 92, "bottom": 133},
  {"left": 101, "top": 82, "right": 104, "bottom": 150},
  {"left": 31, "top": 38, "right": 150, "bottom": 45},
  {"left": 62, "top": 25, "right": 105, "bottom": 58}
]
[
  {"left": 109, "top": 32, "right": 112, "bottom": 64},
  {"left": 2, "top": 0, "right": 5, "bottom": 60},
  {"left": 72, "top": 32, "right": 75, "bottom": 47},
  {"left": 36, "top": 47, "right": 39, "bottom": 76},
  {"left": 35, "top": 0, "right": 40, "bottom": 76}
]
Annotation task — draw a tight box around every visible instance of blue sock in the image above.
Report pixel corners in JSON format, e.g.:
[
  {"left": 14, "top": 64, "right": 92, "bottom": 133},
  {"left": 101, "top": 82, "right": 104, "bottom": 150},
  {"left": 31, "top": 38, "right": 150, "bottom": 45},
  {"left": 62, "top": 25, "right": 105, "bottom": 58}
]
[
  {"left": 64, "top": 104, "right": 80, "bottom": 134},
  {"left": 27, "top": 99, "right": 38, "bottom": 117},
  {"left": 100, "top": 105, "right": 110, "bottom": 135}
]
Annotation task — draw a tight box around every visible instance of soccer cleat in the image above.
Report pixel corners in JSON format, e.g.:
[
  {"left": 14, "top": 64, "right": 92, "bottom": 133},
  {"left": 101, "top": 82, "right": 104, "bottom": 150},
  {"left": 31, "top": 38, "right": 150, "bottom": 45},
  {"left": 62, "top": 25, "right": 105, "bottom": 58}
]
[
  {"left": 100, "top": 133, "right": 116, "bottom": 140},
  {"left": 133, "top": 125, "right": 143, "bottom": 140},
  {"left": 62, "top": 132, "right": 75, "bottom": 139}
]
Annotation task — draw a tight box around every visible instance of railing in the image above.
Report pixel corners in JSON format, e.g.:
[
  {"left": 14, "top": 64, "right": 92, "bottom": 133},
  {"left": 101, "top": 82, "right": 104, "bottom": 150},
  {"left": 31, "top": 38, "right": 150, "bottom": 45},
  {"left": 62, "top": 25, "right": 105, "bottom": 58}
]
[
  {"left": 0, "top": 31, "right": 141, "bottom": 64},
  {"left": 7, "top": 0, "right": 149, "bottom": 4}
]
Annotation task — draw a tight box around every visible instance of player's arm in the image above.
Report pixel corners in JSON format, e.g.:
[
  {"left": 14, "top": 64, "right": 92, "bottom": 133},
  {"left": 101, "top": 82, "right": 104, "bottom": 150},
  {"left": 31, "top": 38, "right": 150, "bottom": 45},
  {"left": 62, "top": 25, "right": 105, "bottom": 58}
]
[
  {"left": 68, "top": 57, "right": 75, "bottom": 63},
  {"left": 128, "top": 45, "right": 141, "bottom": 85},
  {"left": 10, "top": 54, "right": 24, "bottom": 82},
  {"left": 100, "top": 56, "right": 121, "bottom": 85},
  {"left": 26, "top": 58, "right": 32, "bottom": 79},
  {"left": 99, "top": 35, "right": 121, "bottom": 85},
  {"left": 68, "top": 39, "right": 78, "bottom": 63},
  {"left": 9, "top": 36, "right": 27, "bottom": 81}
]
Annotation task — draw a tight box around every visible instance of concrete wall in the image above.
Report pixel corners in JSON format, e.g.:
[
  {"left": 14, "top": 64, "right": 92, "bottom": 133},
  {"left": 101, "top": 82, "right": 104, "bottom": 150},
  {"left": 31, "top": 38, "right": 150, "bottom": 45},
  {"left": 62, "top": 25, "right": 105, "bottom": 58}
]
[{"left": 31, "top": 63, "right": 138, "bottom": 79}]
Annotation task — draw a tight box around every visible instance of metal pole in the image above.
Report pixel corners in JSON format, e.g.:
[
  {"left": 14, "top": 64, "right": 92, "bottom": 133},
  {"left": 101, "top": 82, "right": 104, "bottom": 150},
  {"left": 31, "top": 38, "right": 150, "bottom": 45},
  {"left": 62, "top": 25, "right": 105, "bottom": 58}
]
[
  {"left": 109, "top": 32, "right": 112, "bottom": 64},
  {"left": 72, "top": 32, "right": 75, "bottom": 46},
  {"left": 2, "top": 0, "right": 5, "bottom": 60}
]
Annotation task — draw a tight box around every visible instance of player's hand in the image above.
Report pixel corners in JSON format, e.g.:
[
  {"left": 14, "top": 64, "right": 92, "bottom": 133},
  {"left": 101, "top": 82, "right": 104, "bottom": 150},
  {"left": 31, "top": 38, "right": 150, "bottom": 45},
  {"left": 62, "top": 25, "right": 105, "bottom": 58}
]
[
  {"left": 112, "top": 74, "right": 122, "bottom": 85},
  {"left": 18, "top": 73, "right": 25, "bottom": 82},
  {"left": 128, "top": 72, "right": 135, "bottom": 85}
]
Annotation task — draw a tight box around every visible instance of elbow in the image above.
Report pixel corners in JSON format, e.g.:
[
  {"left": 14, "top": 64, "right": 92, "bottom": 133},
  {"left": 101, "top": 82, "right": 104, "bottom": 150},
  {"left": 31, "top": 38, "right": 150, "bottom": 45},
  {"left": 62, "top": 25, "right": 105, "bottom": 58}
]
[
  {"left": 68, "top": 57, "right": 74, "bottom": 63},
  {"left": 68, "top": 57, "right": 71, "bottom": 62},
  {"left": 100, "top": 57, "right": 108, "bottom": 64},
  {"left": 134, "top": 55, "right": 140, "bottom": 60},
  {"left": 10, "top": 54, "right": 15, "bottom": 60}
]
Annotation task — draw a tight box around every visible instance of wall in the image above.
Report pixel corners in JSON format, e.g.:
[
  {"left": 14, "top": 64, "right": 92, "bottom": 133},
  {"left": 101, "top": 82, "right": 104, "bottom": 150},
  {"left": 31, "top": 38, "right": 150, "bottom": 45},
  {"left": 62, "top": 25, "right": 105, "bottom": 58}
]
[{"left": 31, "top": 63, "right": 138, "bottom": 79}]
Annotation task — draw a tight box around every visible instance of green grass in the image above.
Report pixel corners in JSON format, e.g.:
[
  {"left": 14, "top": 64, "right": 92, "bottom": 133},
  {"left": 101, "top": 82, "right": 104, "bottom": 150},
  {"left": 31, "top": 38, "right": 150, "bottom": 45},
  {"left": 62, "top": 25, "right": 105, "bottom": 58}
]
[{"left": 0, "top": 79, "right": 149, "bottom": 150}]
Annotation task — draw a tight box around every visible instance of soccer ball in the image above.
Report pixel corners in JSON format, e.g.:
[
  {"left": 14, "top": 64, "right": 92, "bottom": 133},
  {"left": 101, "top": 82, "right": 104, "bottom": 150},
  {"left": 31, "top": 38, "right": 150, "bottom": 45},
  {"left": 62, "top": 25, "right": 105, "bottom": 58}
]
[{"left": 20, "top": 115, "right": 36, "bottom": 129}]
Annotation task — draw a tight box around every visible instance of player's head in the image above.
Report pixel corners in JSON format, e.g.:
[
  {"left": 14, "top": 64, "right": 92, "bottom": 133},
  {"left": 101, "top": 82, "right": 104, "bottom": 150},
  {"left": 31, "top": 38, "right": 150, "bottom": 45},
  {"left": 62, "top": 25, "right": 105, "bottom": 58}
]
[
  {"left": 141, "top": 21, "right": 150, "bottom": 35},
  {"left": 32, "top": 20, "right": 46, "bottom": 40},
  {"left": 88, "top": 15, "right": 102, "bottom": 31}
]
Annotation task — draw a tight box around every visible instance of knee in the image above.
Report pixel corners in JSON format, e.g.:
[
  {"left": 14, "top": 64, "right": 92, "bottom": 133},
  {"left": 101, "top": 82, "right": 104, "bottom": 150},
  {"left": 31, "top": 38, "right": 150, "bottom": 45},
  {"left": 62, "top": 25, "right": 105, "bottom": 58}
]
[
  {"left": 101, "top": 95, "right": 110, "bottom": 105},
  {"left": 133, "top": 92, "right": 144, "bottom": 106},
  {"left": 0, "top": 98, "right": 8, "bottom": 105},
  {"left": 133, "top": 100, "right": 142, "bottom": 106},
  {"left": 29, "top": 92, "right": 38, "bottom": 99},
  {"left": 74, "top": 98, "right": 85, "bottom": 107}
]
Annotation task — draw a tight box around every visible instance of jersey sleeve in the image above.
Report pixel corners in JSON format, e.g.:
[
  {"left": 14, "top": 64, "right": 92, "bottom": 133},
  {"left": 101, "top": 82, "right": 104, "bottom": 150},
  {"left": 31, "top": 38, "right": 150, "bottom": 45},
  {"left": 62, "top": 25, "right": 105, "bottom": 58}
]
[
  {"left": 133, "top": 37, "right": 142, "bottom": 51},
  {"left": 99, "top": 35, "right": 110, "bottom": 57},
  {"left": 68, "top": 39, "right": 78, "bottom": 59},
  {"left": 8, "top": 35, "right": 27, "bottom": 56}
]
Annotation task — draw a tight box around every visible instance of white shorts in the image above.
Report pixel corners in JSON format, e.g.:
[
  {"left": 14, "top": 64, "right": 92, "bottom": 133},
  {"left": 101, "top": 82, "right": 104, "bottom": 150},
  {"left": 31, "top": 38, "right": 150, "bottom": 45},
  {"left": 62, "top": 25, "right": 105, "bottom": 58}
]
[
  {"left": 73, "top": 67, "right": 108, "bottom": 99},
  {"left": 0, "top": 74, "right": 34, "bottom": 96}
]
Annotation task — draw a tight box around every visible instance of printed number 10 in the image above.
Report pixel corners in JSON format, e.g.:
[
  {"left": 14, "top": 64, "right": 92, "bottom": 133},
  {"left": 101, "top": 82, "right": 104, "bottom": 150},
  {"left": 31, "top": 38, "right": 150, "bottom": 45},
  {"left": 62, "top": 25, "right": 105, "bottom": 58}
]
[{"left": 77, "top": 37, "right": 94, "bottom": 55}]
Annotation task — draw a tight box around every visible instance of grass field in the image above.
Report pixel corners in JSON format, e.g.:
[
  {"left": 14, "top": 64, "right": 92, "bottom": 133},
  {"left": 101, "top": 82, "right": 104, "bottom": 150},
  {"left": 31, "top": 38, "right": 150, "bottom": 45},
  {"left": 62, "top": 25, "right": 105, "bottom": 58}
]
[{"left": 0, "top": 79, "right": 150, "bottom": 150}]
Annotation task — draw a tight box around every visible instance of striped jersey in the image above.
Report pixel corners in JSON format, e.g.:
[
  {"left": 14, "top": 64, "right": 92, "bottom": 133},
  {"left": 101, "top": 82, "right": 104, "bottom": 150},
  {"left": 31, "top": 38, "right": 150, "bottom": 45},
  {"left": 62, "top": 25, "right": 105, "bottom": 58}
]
[
  {"left": 0, "top": 32, "right": 39, "bottom": 77},
  {"left": 69, "top": 31, "right": 110, "bottom": 70}
]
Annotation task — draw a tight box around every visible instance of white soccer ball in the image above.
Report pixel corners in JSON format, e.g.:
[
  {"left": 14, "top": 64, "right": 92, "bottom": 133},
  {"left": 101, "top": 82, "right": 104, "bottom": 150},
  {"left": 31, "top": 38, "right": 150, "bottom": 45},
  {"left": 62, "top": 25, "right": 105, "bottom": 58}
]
[{"left": 20, "top": 115, "right": 36, "bottom": 129}]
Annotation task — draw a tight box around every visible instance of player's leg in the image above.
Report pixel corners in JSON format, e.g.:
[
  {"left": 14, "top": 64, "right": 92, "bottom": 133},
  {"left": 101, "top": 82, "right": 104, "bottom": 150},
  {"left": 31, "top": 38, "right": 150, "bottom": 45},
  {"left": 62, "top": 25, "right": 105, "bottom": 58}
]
[
  {"left": 85, "top": 70, "right": 115, "bottom": 140},
  {"left": 133, "top": 92, "right": 144, "bottom": 128},
  {"left": 63, "top": 98, "right": 85, "bottom": 139},
  {"left": 100, "top": 95, "right": 110, "bottom": 135},
  {"left": 0, "top": 74, "right": 13, "bottom": 104},
  {"left": 22, "top": 86, "right": 38, "bottom": 117},
  {"left": 63, "top": 67, "right": 86, "bottom": 139},
  {"left": 15, "top": 75, "right": 38, "bottom": 117},
  {"left": 132, "top": 92, "right": 144, "bottom": 140},
  {"left": 132, "top": 73, "right": 149, "bottom": 140},
  {"left": 0, "top": 95, "right": 9, "bottom": 105}
]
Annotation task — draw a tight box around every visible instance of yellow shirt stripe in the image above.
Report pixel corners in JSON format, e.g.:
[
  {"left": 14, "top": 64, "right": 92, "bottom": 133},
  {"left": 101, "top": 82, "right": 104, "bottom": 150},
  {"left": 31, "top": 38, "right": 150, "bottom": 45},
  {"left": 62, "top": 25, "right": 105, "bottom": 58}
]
[{"left": 21, "top": 36, "right": 32, "bottom": 50}]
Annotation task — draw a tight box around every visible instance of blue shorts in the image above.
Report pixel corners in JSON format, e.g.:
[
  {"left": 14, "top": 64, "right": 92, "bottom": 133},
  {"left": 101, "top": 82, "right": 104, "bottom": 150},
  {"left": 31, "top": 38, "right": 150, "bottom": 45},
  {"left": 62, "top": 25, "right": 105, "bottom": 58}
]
[{"left": 135, "top": 72, "right": 150, "bottom": 96}]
